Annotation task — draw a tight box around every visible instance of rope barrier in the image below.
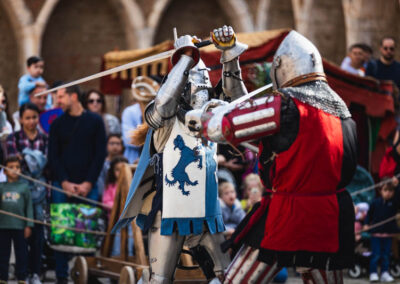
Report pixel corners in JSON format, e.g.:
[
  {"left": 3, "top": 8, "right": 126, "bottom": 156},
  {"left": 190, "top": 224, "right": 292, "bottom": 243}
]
[
  {"left": 0, "top": 202, "right": 398, "bottom": 236},
  {"left": 1, "top": 164, "right": 400, "bottom": 236},
  {"left": 0, "top": 164, "right": 111, "bottom": 209},
  {"left": 1, "top": 161, "right": 394, "bottom": 204},
  {"left": 0, "top": 209, "right": 108, "bottom": 236},
  {"left": 350, "top": 173, "right": 400, "bottom": 197},
  {"left": 356, "top": 213, "right": 400, "bottom": 234}
]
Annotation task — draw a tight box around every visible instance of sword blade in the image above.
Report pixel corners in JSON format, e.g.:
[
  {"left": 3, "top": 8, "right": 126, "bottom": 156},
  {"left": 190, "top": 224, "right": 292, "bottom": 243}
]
[
  {"left": 230, "top": 83, "right": 273, "bottom": 106},
  {"left": 35, "top": 49, "right": 175, "bottom": 97}
]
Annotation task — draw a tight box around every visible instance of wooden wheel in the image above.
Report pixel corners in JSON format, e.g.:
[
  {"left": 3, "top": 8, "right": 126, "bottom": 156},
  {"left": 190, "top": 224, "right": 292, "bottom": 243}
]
[
  {"left": 71, "top": 256, "right": 88, "bottom": 284},
  {"left": 119, "top": 266, "right": 136, "bottom": 284}
]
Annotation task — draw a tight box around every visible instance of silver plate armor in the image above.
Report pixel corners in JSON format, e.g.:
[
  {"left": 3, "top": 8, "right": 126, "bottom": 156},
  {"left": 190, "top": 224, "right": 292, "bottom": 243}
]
[
  {"left": 187, "top": 60, "right": 213, "bottom": 109},
  {"left": 148, "top": 212, "right": 229, "bottom": 284},
  {"left": 270, "top": 31, "right": 324, "bottom": 89},
  {"left": 220, "top": 41, "right": 248, "bottom": 64},
  {"left": 222, "top": 58, "right": 248, "bottom": 101},
  {"left": 145, "top": 55, "right": 194, "bottom": 130}
]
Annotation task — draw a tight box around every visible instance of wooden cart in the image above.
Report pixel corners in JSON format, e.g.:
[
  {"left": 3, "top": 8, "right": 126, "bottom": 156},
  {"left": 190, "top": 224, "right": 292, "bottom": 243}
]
[{"left": 70, "top": 163, "right": 207, "bottom": 283}]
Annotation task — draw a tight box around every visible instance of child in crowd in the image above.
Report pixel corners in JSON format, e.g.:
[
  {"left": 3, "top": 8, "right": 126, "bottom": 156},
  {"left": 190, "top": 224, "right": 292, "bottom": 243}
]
[
  {"left": 97, "top": 134, "right": 125, "bottom": 200},
  {"left": 241, "top": 173, "right": 264, "bottom": 212},
  {"left": 102, "top": 156, "right": 129, "bottom": 214},
  {"left": 6, "top": 102, "right": 48, "bottom": 284},
  {"left": 0, "top": 156, "right": 33, "bottom": 283},
  {"left": 365, "top": 177, "right": 400, "bottom": 283},
  {"left": 219, "top": 181, "right": 246, "bottom": 239},
  {"left": 18, "top": 56, "right": 49, "bottom": 108},
  {"left": 102, "top": 156, "right": 133, "bottom": 256}
]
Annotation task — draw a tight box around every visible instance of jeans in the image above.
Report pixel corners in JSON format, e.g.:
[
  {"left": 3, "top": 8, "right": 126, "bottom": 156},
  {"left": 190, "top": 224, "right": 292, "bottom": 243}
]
[
  {"left": 51, "top": 181, "right": 98, "bottom": 279},
  {"left": 28, "top": 224, "right": 44, "bottom": 275},
  {"left": 370, "top": 236, "right": 392, "bottom": 273},
  {"left": 111, "top": 225, "right": 134, "bottom": 257},
  {"left": 0, "top": 229, "right": 28, "bottom": 281}
]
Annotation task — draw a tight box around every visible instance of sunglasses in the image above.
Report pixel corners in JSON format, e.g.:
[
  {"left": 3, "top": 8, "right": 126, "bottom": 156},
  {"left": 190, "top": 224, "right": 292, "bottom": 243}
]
[
  {"left": 88, "top": 99, "right": 103, "bottom": 104},
  {"left": 383, "top": 46, "right": 395, "bottom": 51}
]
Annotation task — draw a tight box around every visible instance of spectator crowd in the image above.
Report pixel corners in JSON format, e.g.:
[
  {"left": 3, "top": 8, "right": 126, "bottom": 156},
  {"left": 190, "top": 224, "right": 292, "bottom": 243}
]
[{"left": 0, "top": 35, "right": 399, "bottom": 284}]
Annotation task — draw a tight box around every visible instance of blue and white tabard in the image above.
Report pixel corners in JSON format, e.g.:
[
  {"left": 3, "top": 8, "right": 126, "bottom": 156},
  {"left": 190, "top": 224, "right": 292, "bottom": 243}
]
[{"left": 160, "top": 119, "right": 225, "bottom": 235}]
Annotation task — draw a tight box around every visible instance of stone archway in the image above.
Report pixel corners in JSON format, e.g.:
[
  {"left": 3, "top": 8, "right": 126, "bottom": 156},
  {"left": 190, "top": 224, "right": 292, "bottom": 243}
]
[
  {"left": 216, "top": 0, "right": 254, "bottom": 32},
  {"left": 255, "top": 0, "right": 295, "bottom": 31},
  {"left": 292, "top": 0, "right": 347, "bottom": 64},
  {"left": 41, "top": 0, "right": 129, "bottom": 90},
  {"left": 109, "top": 0, "right": 146, "bottom": 49},
  {"left": 150, "top": 0, "right": 253, "bottom": 45},
  {"left": 152, "top": 0, "right": 232, "bottom": 44},
  {"left": 342, "top": 0, "right": 400, "bottom": 59},
  {"left": 0, "top": 1, "right": 22, "bottom": 112}
]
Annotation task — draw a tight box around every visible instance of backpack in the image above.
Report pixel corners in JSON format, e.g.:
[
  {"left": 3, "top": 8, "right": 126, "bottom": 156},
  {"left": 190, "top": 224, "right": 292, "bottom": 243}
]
[{"left": 12, "top": 133, "right": 48, "bottom": 219}]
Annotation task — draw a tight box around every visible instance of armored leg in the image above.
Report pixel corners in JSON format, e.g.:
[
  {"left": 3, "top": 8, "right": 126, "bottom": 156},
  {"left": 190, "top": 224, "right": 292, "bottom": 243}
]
[
  {"left": 148, "top": 212, "right": 185, "bottom": 284},
  {"left": 224, "top": 245, "right": 280, "bottom": 284},
  {"left": 199, "top": 232, "right": 230, "bottom": 278},
  {"left": 301, "top": 269, "right": 343, "bottom": 284},
  {"left": 186, "top": 231, "right": 230, "bottom": 280}
]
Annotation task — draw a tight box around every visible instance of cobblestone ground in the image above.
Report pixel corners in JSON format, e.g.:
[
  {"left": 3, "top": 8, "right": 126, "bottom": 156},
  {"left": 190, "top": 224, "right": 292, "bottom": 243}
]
[
  {"left": 7, "top": 270, "right": 381, "bottom": 284},
  {"left": 8, "top": 278, "right": 377, "bottom": 284},
  {"left": 4, "top": 257, "right": 391, "bottom": 284},
  {"left": 7, "top": 276, "right": 381, "bottom": 283}
]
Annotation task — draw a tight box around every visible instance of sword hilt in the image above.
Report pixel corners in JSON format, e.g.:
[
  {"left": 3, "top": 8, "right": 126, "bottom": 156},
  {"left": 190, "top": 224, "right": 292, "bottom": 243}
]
[{"left": 194, "top": 40, "right": 212, "bottom": 48}]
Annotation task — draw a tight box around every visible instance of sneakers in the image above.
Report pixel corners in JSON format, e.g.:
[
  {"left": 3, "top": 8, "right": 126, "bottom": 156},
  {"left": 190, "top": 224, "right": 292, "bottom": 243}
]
[
  {"left": 56, "top": 278, "right": 68, "bottom": 284},
  {"left": 29, "top": 274, "right": 42, "bottom": 284},
  {"left": 369, "top": 272, "right": 379, "bottom": 282},
  {"left": 380, "top": 271, "right": 395, "bottom": 282}
]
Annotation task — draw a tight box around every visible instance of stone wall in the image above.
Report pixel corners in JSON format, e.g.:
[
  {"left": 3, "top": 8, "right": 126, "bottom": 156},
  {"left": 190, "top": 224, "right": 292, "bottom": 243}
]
[
  {"left": 292, "top": 0, "right": 346, "bottom": 64},
  {"left": 1, "top": 0, "right": 400, "bottom": 114},
  {"left": 41, "top": 0, "right": 128, "bottom": 91},
  {"left": 342, "top": 0, "right": 400, "bottom": 60},
  {"left": 154, "top": 0, "right": 230, "bottom": 43},
  {"left": 0, "top": 2, "right": 20, "bottom": 112}
]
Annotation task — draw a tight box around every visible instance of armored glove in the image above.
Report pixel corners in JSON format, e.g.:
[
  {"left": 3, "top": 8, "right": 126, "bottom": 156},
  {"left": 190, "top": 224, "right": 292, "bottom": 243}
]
[
  {"left": 211, "top": 25, "right": 236, "bottom": 50},
  {"left": 185, "top": 99, "right": 229, "bottom": 137}
]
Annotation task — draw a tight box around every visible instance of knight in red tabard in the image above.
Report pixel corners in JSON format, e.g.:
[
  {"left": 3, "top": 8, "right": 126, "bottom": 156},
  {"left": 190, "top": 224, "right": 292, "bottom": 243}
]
[{"left": 185, "top": 31, "right": 358, "bottom": 284}]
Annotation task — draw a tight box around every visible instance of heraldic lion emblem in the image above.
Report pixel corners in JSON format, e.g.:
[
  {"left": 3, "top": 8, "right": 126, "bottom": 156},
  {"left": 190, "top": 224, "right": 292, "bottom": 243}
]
[{"left": 165, "top": 135, "right": 203, "bottom": 196}]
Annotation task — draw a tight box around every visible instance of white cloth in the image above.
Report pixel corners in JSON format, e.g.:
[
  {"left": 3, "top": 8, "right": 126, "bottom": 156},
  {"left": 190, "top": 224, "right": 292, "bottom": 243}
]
[
  {"left": 340, "top": 56, "right": 365, "bottom": 76},
  {"left": 162, "top": 119, "right": 207, "bottom": 219}
]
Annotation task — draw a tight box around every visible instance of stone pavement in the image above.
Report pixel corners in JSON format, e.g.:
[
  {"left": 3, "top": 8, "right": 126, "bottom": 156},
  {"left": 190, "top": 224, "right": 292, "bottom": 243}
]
[{"left": 7, "top": 270, "right": 382, "bottom": 284}]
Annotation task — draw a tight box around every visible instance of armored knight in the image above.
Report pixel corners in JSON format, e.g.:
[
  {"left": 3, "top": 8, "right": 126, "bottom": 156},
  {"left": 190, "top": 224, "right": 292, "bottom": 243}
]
[
  {"left": 186, "top": 31, "right": 358, "bottom": 284},
  {"left": 113, "top": 26, "right": 248, "bottom": 283}
]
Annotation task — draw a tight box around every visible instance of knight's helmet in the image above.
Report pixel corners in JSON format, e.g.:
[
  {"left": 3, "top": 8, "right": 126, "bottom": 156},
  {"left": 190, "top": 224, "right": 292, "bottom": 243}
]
[
  {"left": 184, "top": 59, "right": 213, "bottom": 110},
  {"left": 270, "top": 31, "right": 325, "bottom": 89}
]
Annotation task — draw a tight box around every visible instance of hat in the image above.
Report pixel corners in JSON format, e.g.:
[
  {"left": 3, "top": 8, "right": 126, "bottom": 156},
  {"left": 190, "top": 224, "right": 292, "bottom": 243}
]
[{"left": 131, "top": 76, "right": 159, "bottom": 102}]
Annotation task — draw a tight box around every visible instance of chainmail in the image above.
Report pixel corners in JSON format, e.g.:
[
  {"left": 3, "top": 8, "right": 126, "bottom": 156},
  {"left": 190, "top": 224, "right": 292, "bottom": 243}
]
[{"left": 280, "top": 80, "right": 351, "bottom": 119}]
